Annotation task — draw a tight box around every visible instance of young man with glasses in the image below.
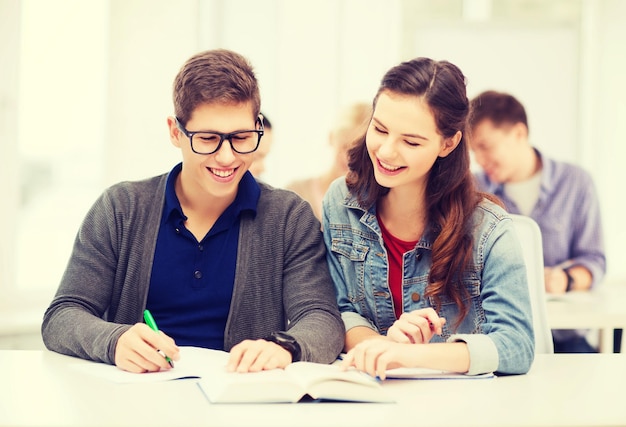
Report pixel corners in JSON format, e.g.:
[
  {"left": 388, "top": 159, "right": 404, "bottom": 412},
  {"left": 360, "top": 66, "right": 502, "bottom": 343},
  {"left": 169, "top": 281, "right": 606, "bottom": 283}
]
[{"left": 42, "top": 49, "right": 344, "bottom": 373}]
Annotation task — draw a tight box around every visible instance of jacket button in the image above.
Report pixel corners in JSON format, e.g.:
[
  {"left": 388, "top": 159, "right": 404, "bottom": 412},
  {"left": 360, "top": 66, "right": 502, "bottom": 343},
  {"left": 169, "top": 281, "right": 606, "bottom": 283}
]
[
  {"left": 194, "top": 270, "right": 203, "bottom": 279},
  {"left": 411, "top": 292, "right": 420, "bottom": 302}
]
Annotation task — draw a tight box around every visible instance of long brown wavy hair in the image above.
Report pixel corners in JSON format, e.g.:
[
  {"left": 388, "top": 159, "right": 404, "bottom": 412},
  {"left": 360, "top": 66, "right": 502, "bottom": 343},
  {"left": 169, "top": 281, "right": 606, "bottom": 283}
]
[{"left": 346, "top": 57, "right": 489, "bottom": 327}]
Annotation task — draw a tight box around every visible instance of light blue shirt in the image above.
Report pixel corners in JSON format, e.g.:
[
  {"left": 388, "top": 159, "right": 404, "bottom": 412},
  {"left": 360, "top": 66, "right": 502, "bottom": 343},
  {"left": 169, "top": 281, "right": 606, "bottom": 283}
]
[
  {"left": 474, "top": 149, "right": 606, "bottom": 286},
  {"left": 475, "top": 149, "right": 606, "bottom": 343},
  {"left": 322, "top": 178, "right": 535, "bottom": 375}
]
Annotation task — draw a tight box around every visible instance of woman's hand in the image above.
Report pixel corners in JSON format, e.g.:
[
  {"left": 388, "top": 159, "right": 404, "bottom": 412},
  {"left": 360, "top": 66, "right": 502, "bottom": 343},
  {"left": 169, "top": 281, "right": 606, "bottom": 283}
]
[
  {"left": 341, "top": 337, "right": 419, "bottom": 380},
  {"left": 386, "top": 308, "right": 446, "bottom": 344},
  {"left": 114, "top": 323, "right": 180, "bottom": 373}
]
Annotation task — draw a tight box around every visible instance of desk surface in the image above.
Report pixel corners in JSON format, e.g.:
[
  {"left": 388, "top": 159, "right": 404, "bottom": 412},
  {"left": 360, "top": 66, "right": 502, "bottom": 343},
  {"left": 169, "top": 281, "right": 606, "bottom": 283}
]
[
  {"left": 1, "top": 350, "right": 625, "bottom": 427},
  {"left": 546, "top": 281, "right": 626, "bottom": 329},
  {"left": 546, "top": 281, "right": 626, "bottom": 353}
]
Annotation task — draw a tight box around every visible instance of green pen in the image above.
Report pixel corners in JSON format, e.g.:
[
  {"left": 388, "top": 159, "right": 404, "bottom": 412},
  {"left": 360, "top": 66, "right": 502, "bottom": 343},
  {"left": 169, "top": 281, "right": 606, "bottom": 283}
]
[{"left": 143, "top": 309, "right": 174, "bottom": 367}]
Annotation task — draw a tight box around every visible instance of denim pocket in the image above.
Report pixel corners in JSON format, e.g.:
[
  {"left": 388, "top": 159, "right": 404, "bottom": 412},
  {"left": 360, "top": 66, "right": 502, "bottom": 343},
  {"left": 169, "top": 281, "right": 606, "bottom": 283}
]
[
  {"left": 329, "top": 239, "right": 372, "bottom": 318},
  {"left": 331, "top": 240, "right": 368, "bottom": 261}
]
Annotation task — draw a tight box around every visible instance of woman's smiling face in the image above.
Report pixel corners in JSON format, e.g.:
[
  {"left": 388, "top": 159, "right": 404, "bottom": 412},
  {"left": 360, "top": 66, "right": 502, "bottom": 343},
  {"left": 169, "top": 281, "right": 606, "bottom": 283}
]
[{"left": 366, "top": 90, "right": 456, "bottom": 192}]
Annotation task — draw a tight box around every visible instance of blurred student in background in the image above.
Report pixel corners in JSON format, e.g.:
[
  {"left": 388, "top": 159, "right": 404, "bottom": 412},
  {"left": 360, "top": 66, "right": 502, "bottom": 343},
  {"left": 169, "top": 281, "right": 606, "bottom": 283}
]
[
  {"left": 323, "top": 58, "right": 534, "bottom": 377},
  {"left": 287, "top": 102, "right": 371, "bottom": 219},
  {"left": 467, "top": 90, "right": 606, "bottom": 353},
  {"left": 248, "top": 113, "right": 273, "bottom": 179}
]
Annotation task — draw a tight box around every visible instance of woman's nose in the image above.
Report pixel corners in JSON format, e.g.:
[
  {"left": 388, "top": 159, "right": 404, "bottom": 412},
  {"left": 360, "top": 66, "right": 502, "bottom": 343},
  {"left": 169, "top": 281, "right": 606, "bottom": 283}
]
[{"left": 377, "top": 135, "right": 396, "bottom": 158}]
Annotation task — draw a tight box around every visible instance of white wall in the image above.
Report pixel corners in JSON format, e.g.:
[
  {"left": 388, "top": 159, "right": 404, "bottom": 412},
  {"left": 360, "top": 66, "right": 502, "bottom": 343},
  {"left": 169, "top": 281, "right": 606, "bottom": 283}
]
[
  {"left": 194, "top": 0, "right": 401, "bottom": 187},
  {"left": 12, "top": 0, "right": 109, "bottom": 305},
  {"left": 593, "top": 0, "right": 626, "bottom": 282},
  {"left": 105, "top": 0, "right": 201, "bottom": 184},
  {"left": 100, "top": 0, "right": 626, "bottom": 281},
  {"left": 0, "top": 0, "right": 20, "bottom": 300},
  {"left": 413, "top": 24, "right": 579, "bottom": 163},
  {"left": 103, "top": 0, "right": 402, "bottom": 187},
  {"left": 2, "top": 0, "right": 626, "bottom": 311}
]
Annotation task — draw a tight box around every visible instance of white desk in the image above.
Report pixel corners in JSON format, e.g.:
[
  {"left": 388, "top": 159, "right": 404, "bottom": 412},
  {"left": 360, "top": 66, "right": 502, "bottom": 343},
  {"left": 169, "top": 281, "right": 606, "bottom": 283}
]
[
  {"left": 546, "top": 281, "right": 626, "bottom": 353},
  {"left": 1, "top": 350, "right": 625, "bottom": 427}
]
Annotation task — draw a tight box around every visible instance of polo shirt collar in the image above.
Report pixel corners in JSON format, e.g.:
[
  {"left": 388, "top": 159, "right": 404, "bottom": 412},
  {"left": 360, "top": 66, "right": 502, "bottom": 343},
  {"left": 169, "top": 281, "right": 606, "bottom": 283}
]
[
  {"left": 534, "top": 147, "right": 555, "bottom": 202},
  {"left": 230, "top": 170, "right": 260, "bottom": 218},
  {"left": 163, "top": 163, "right": 260, "bottom": 224}
]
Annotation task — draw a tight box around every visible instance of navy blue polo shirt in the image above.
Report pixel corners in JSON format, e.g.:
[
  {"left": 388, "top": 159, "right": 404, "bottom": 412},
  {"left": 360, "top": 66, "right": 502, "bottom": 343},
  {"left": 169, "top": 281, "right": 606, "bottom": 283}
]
[{"left": 146, "top": 163, "right": 259, "bottom": 349}]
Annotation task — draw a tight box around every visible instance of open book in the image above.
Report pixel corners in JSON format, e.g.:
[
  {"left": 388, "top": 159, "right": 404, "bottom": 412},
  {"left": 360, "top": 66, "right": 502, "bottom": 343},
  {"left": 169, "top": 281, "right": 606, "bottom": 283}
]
[
  {"left": 71, "top": 347, "right": 491, "bottom": 403},
  {"left": 70, "top": 346, "right": 393, "bottom": 403},
  {"left": 197, "top": 360, "right": 393, "bottom": 403}
]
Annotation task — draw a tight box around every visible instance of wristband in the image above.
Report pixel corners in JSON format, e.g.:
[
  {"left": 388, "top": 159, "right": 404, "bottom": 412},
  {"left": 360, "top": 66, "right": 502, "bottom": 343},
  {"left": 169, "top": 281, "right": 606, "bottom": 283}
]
[
  {"left": 563, "top": 268, "right": 574, "bottom": 292},
  {"left": 265, "top": 331, "right": 302, "bottom": 362}
]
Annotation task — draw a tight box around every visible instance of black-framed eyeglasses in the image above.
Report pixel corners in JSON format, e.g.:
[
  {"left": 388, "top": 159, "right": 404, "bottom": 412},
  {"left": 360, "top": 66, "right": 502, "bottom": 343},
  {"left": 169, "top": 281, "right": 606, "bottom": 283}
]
[{"left": 175, "top": 116, "right": 264, "bottom": 155}]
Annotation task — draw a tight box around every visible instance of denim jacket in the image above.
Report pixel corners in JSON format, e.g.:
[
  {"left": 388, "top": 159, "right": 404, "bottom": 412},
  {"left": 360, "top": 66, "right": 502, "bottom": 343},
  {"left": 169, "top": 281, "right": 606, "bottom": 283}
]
[{"left": 322, "top": 178, "right": 535, "bottom": 375}]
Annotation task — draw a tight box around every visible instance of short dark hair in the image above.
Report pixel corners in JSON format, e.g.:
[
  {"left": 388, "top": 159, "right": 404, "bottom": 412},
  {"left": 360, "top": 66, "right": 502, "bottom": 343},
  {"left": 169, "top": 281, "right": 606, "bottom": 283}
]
[
  {"left": 468, "top": 90, "right": 528, "bottom": 133},
  {"left": 172, "top": 49, "right": 260, "bottom": 125}
]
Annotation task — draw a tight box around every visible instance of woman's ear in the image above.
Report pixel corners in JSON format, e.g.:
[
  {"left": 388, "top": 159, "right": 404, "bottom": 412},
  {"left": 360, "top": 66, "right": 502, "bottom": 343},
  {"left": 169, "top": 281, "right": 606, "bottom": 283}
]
[
  {"left": 438, "top": 130, "right": 462, "bottom": 158},
  {"left": 168, "top": 116, "right": 183, "bottom": 148}
]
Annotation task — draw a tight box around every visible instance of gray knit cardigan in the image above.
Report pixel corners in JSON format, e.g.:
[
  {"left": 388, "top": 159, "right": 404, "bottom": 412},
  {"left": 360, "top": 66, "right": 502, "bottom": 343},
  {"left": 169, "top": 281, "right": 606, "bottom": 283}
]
[{"left": 41, "top": 172, "right": 344, "bottom": 365}]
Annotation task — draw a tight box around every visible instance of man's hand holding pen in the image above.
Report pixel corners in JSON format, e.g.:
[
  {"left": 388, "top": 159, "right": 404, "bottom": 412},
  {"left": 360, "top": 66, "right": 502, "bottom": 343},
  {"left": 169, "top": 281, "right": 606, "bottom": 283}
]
[{"left": 114, "top": 321, "right": 180, "bottom": 373}]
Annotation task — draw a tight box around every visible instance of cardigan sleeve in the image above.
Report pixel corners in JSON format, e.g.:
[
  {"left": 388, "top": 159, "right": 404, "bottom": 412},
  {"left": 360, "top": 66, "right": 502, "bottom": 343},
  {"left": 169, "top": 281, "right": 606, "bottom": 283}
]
[
  {"left": 42, "top": 175, "right": 166, "bottom": 364},
  {"left": 42, "top": 188, "right": 132, "bottom": 364}
]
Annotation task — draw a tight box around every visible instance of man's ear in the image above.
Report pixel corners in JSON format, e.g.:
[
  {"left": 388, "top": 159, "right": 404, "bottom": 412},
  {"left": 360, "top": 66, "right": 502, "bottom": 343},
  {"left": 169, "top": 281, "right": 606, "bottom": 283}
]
[
  {"left": 439, "top": 130, "right": 462, "bottom": 158},
  {"left": 512, "top": 121, "right": 528, "bottom": 141},
  {"left": 168, "top": 116, "right": 182, "bottom": 148}
]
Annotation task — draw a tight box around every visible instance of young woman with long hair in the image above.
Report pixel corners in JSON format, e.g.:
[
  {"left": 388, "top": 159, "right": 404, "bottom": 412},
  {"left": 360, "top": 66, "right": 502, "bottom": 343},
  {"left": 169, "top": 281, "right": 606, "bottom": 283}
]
[{"left": 322, "top": 57, "right": 534, "bottom": 377}]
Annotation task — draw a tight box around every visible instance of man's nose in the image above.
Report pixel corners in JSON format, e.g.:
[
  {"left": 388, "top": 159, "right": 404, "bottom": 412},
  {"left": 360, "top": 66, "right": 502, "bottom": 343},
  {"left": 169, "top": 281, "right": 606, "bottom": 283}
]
[{"left": 215, "top": 138, "right": 237, "bottom": 162}]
